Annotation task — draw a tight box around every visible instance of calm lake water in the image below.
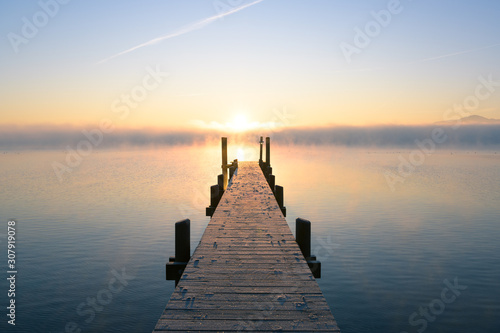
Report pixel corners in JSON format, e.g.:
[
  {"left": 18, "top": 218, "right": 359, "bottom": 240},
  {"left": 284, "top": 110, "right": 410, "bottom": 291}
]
[{"left": 1, "top": 144, "right": 499, "bottom": 332}]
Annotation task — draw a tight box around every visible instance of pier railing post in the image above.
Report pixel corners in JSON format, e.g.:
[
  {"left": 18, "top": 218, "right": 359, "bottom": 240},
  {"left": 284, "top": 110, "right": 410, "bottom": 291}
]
[
  {"left": 166, "top": 219, "right": 191, "bottom": 286},
  {"left": 296, "top": 218, "right": 321, "bottom": 278}
]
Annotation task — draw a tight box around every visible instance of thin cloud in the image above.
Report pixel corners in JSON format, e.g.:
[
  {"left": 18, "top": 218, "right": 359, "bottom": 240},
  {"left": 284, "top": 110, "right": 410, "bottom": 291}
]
[{"left": 97, "top": 0, "right": 265, "bottom": 65}]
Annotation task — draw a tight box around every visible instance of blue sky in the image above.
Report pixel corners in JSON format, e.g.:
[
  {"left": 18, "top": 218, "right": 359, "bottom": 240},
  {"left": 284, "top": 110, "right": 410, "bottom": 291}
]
[{"left": 1, "top": 0, "right": 500, "bottom": 129}]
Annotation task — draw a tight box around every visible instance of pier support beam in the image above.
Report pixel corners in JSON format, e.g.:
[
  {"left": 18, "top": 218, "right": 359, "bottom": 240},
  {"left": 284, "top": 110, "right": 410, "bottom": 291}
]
[
  {"left": 296, "top": 218, "right": 321, "bottom": 278},
  {"left": 166, "top": 219, "right": 191, "bottom": 286}
]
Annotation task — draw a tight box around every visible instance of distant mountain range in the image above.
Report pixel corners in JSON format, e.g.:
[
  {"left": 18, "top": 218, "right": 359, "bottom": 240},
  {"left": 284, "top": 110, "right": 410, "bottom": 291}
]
[{"left": 435, "top": 115, "right": 500, "bottom": 125}]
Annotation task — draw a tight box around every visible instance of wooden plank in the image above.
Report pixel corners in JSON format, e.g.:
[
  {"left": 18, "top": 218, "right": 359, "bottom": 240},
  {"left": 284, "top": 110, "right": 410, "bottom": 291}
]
[
  {"left": 153, "top": 162, "right": 340, "bottom": 332},
  {"left": 160, "top": 309, "right": 337, "bottom": 320},
  {"left": 165, "top": 299, "right": 332, "bottom": 311},
  {"left": 154, "top": 318, "right": 339, "bottom": 331}
]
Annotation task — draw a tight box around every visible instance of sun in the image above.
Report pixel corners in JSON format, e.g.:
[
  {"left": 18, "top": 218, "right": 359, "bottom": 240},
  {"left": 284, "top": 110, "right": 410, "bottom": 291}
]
[
  {"left": 229, "top": 114, "right": 250, "bottom": 132},
  {"left": 192, "top": 112, "right": 283, "bottom": 132}
]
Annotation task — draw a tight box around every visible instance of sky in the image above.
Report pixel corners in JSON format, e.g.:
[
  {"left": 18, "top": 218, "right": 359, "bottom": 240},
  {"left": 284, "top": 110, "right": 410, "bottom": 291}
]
[{"left": 1, "top": 0, "right": 500, "bottom": 132}]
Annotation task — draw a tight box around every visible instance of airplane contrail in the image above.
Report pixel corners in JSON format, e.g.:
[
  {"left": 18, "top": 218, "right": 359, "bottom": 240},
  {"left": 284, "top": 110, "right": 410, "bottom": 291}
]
[
  {"left": 406, "top": 42, "right": 500, "bottom": 65},
  {"left": 97, "top": 0, "right": 265, "bottom": 65},
  {"left": 332, "top": 42, "right": 500, "bottom": 74}
]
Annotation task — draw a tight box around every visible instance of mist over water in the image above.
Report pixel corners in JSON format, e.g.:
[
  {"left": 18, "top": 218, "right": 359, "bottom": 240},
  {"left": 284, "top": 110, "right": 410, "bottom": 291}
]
[
  {"left": 0, "top": 144, "right": 499, "bottom": 332},
  {"left": 2, "top": 124, "right": 500, "bottom": 150}
]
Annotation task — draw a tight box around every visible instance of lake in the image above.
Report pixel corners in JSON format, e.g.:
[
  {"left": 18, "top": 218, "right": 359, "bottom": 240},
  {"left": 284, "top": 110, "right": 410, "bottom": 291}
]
[{"left": 0, "top": 144, "right": 499, "bottom": 332}]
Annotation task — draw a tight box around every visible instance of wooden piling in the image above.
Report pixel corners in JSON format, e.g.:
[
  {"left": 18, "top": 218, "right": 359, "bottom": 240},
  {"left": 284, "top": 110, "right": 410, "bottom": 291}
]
[
  {"left": 269, "top": 174, "right": 275, "bottom": 193},
  {"left": 166, "top": 219, "right": 191, "bottom": 286},
  {"left": 175, "top": 219, "right": 190, "bottom": 263},
  {"left": 229, "top": 159, "right": 238, "bottom": 179},
  {"left": 217, "top": 174, "right": 224, "bottom": 202},
  {"left": 222, "top": 137, "right": 228, "bottom": 190},
  {"left": 265, "top": 136, "right": 270, "bottom": 167},
  {"left": 275, "top": 185, "right": 286, "bottom": 217},
  {"left": 296, "top": 218, "right": 311, "bottom": 258},
  {"left": 217, "top": 174, "right": 223, "bottom": 191},
  {"left": 259, "top": 136, "right": 264, "bottom": 165},
  {"left": 296, "top": 218, "right": 321, "bottom": 278},
  {"left": 266, "top": 166, "right": 273, "bottom": 179},
  {"left": 210, "top": 185, "right": 219, "bottom": 208}
]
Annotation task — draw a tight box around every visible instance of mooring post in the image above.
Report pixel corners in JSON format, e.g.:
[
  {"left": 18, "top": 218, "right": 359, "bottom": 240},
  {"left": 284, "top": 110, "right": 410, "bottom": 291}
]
[
  {"left": 296, "top": 218, "right": 321, "bottom": 278},
  {"left": 217, "top": 174, "right": 223, "bottom": 190},
  {"left": 166, "top": 218, "right": 191, "bottom": 286},
  {"left": 265, "top": 137, "right": 271, "bottom": 169},
  {"left": 210, "top": 185, "right": 220, "bottom": 208},
  {"left": 259, "top": 136, "right": 264, "bottom": 166},
  {"left": 206, "top": 176, "right": 223, "bottom": 217},
  {"left": 275, "top": 185, "right": 284, "bottom": 208},
  {"left": 296, "top": 218, "right": 311, "bottom": 258},
  {"left": 217, "top": 174, "right": 224, "bottom": 202},
  {"left": 229, "top": 159, "right": 238, "bottom": 180},
  {"left": 266, "top": 166, "right": 273, "bottom": 180},
  {"left": 275, "top": 185, "right": 286, "bottom": 216},
  {"left": 208, "top": 138, "right": 237, "bottom": 217},
  {"left": 222, "top": 137, "right": 228, "bottom": 190},
  {"left": 175, "top": 219, "right": 190, "bottom": 263},
  {"left": 269, "top": 174, "right": 275, "bottom": 193}
]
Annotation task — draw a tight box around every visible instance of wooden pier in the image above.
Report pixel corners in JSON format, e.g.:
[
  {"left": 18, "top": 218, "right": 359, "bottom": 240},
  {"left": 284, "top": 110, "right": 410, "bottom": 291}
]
[{"left": 154, "top": 140, "right": 340, "bottom": 332}]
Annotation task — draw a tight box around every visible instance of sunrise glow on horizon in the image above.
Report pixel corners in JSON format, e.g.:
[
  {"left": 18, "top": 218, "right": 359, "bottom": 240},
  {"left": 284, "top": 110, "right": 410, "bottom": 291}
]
[{"left": 1, "top": 1, "right": 500, "bottom": 131}]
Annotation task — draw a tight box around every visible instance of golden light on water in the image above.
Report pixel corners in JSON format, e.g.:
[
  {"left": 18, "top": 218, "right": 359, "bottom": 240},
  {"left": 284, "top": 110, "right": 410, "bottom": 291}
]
[
  {"left": 227, "top": 145, "right": 260, "bottom": 162},
  {"left": 236, "top": 148, "right": 245, "bottom": 161}
]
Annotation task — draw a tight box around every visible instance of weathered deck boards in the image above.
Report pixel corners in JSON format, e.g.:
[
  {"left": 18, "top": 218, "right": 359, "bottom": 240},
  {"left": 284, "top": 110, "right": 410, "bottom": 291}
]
[{"left": 154, "top": 162, "right": 340, "bottom": 332}]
